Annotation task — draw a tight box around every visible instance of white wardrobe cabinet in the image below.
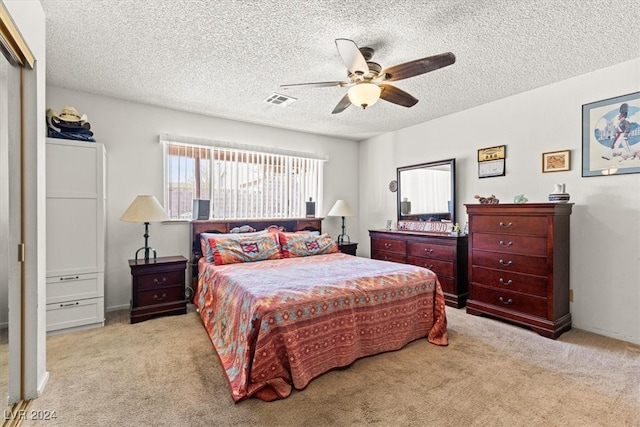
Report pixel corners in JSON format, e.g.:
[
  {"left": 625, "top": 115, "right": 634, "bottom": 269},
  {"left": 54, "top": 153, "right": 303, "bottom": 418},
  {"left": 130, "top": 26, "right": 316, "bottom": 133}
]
[{"left": 46, "top": 138, "right": 105, "bottom": 333}]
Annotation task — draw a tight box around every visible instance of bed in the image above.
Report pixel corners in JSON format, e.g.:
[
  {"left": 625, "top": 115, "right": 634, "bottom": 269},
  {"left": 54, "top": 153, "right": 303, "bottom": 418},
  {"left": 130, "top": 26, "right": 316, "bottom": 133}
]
[{"left": 190, "top": 219, "right": 448, "bottom": 402}]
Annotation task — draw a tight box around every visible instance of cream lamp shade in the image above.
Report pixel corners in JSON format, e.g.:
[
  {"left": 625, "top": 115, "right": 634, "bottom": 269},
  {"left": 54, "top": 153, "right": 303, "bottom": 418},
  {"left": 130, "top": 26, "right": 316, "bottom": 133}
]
[
  {"left": 347, "top": 82, "right": 381, "bottom": 109},
  {"left": 120, "top": 195, "right": 168, "bottom": 262},
  {"left": 328, "top": 199, "right": 355, "bottom": 244}
]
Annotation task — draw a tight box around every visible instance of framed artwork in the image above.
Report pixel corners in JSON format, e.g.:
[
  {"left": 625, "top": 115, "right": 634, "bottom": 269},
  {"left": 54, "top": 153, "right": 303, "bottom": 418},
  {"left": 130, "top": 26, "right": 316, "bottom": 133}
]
[
  {"left": 477, "top": 145, "right": 506, "bottom": 178},
  {"left": 582, "top": 91, "right": 640, "bottom": 177},
  {"left": 542, "top": 150, "right": 571, "bottom": 173}
]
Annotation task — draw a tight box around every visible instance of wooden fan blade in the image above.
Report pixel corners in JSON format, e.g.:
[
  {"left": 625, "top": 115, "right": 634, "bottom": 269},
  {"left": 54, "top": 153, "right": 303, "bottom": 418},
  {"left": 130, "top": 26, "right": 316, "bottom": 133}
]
[
  {"left": 280, "top": 81, "right": 347, "bottom": 89},
  {"left": 381, "top": 52, "right": 455, "bottom": 82},
  {"left": 379, "top": 84, "right": 419, "bottom": 107},
  {"left": 335, "top": 38, "right": 369, "bottom": 76},
  {"left": 331, "top": 93, "right": 352, "bottom": 114}
]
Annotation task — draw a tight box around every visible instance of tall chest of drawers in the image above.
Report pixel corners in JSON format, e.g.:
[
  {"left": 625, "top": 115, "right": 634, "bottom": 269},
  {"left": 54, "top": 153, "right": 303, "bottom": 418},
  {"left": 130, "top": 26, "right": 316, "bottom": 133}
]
[
  {"left": 465, "top": 203, "right": 573, "bottom": 339},
  {"left": 369, "top": 230, "right": 468, "bottom": 308}
]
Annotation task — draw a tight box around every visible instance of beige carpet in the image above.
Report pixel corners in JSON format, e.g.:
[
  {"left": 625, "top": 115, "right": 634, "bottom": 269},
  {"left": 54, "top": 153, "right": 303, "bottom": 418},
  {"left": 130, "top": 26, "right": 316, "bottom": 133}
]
[{"left": 20, "top": 306, "right": 640, "bottom": 427}]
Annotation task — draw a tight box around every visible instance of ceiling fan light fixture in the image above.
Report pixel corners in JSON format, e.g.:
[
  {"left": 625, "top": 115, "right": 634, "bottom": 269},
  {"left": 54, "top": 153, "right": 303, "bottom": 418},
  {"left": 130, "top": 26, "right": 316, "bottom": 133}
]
[{"left": 348, "top": 83, "right": 381, "bottom": 109}]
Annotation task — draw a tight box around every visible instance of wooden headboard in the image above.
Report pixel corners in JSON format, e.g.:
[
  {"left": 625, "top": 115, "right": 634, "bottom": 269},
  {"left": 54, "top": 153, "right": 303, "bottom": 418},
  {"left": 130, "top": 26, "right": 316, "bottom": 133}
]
[{"left": 189, "top": 218, "right": 323, "bottom": 290}]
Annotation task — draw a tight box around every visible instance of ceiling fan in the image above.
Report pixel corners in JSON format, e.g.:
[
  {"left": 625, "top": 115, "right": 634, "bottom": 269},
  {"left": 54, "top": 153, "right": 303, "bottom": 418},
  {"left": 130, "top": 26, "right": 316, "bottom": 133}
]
[{"left": 280, "top": 39, "right": 455, "bottom": 114}]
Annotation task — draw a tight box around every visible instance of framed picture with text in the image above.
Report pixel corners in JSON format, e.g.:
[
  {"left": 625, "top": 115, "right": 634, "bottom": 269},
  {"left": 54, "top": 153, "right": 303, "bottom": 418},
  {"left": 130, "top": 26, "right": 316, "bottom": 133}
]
[{"left": 477, "top": 145, "right": 506, "bottom": 178}]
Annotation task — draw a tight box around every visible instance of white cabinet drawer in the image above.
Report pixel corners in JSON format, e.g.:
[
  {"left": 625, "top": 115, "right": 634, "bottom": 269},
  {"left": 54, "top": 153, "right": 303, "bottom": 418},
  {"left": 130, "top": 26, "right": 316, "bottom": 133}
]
[
  {"left": 46, "top": 272, "right": 103, "bottom": 304},
  {"left": 46, "top": 297, "right": 104, "bottom": 333}
]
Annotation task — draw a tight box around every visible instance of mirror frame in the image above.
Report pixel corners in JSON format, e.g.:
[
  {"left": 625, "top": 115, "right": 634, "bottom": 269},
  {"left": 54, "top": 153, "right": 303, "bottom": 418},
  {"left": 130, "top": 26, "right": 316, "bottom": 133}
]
[{"left": 396, "top": 158, "right": 456, "bottom": 224}]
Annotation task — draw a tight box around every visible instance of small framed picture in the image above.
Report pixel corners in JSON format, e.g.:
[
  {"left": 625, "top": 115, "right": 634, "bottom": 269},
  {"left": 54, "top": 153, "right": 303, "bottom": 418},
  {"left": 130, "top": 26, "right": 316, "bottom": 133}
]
[
  {"left": 542, "top": 150, "right": 571, "bottom": 173},
  {"left": 477, "top": 145, "right": 506, "bottom": 178}
]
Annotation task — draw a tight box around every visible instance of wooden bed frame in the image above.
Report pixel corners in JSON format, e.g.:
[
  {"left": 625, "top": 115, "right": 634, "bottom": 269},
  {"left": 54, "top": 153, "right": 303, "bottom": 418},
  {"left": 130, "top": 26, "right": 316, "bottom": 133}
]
[{"left": 189, "top": 218, "right": 323, "bottom": 292}]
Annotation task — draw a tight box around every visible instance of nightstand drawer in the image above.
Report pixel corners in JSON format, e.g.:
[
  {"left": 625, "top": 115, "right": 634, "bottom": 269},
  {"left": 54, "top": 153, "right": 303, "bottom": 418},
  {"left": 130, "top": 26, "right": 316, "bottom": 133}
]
[
  {"left": 136, "top": 286, "right": 185, "bottom": 307},
  {"left": 137, "top": 270, "right": 184, "bottom": 291}
]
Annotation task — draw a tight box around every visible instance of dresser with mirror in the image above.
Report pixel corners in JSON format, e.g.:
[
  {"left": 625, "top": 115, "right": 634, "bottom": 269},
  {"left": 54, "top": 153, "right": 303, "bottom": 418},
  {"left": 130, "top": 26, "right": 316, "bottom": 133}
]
[{"left": 369, "top": 159, "right": 468, "bottom": 308}]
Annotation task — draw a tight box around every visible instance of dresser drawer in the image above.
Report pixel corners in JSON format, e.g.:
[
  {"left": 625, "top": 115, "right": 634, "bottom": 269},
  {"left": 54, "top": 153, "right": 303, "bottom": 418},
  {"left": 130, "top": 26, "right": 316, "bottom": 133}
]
[
  {"left": 407, "top": 242, "right": 455, "bottom": 260},
  {"left": 472, "top": 250, "right": 547, "bottom": 276},
  {"left": 136, "top": 286, "right": 185, "bottom": 307},
  {"left": 372, "top": 250, "right": 406, "bottom": 264},
  {"left": 472, "top": 215, "right": 547, "bottom": 235},
  {"left": 407, "top": 257, "right": 454, "bottom": 277},
  {"left": 472, "top": 233, "right": 547, "bottom": 256},
  {"left": 471, "top": 266, "right": 547, "bottom": 297},
  {"left": 46, "top": 296, "right": 104, "bottom": 332},
  {"left": 46, "top": 272, "right": 103, "bottom": 303},
  {"left": 471, "top": 284, "right": 547, "bottom": 318},
  {"left": 437, "top": 276, "right": 454, "bottom": 295},
  {"left": 137, "top": 270, "right": 185, "bottom": 291},
  {"left": 371, "top": 238, "right": 406, "bottom": 254}
]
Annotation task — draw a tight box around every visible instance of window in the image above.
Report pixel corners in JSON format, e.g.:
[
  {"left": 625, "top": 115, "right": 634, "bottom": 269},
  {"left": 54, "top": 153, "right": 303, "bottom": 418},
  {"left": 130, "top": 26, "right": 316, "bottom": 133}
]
[{"left": 163, "top": 137, "right": 324, "bottom": 220}]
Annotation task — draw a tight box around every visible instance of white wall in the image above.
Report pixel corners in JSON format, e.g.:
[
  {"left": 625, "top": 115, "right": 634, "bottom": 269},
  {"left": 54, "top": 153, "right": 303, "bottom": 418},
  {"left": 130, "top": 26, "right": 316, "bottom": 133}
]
[
  {"left": 46, "top": 86, "right": 359, "bottom": 310},
  {"left": 359, "top": 58, "right": 640, "bottom": 345}
]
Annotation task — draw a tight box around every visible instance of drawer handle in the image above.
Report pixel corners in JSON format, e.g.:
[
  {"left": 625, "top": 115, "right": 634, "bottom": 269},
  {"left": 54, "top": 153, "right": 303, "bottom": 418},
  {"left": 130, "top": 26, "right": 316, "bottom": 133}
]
[
  {"left": 499, "top": 222, "right": 513, "bottom": 228},
  {"left": 384, "top": 256, "right": 390, "bottom": 261},
  {"left": 423, "top": 248, "right": 433, "bottom": 254},
  {"left": 60, "top": 276, "right": 80, "bottom": 281},
  {"left": 383, "top": 243, "right": 392, "bottom": 249},
  {"left": 60, "top": 302, "right": 80, "bottom": 307},
  {"left": 424, "top": 264, "right": 434, "bottom": 269},
  {"left": 499, "top": 259, "right": 513, "bottom": 267},
  {"left": 499, "top": 278, "right": 513, "bottom": 286},
  {"left": 154, "top": 293, "right": 167, "bottom": 301},
  {"left": 499, "top": 296, "right": 513, "bottom": 305},
  {"left": 499, "top": 240, "right": 513, "bottom": 247},
  {"left": 153, "top": 277, "right": 167, "bottom": 285}
]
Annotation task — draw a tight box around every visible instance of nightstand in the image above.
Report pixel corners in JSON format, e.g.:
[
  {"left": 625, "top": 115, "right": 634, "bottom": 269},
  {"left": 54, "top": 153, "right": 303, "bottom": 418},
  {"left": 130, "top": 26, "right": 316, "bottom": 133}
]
[
  {"left": 129, "top": 255, "right": 188, "bottom": 324},
  {"left": 338, "top": 242, "right": 358, "bottom": 256}
]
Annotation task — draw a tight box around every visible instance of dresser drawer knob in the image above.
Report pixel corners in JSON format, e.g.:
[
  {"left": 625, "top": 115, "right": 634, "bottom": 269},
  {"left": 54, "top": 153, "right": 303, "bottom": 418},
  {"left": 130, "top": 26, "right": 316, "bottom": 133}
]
[
  {"left": 424, "top": 248, "right": 433, "bottom": 254},
  {"left": 153, "top": 277, "right": 167, "bottom": 285},
  {"left": 499, "top": 296, "right": 513, "bottom": 305},
  {"left": 499, "top": 222, "right": 513, "bottom": 228},
  {"left": 384, "top": 243, "right": 392, "bottom": 249},
  {"left": 499, "top": 278, "right": 513, "bottom": 286},
  {"left": 154, "top": 293, "right": 167, "bottom": 301},
  {"left": 499, "top": 259, "right": 513, "bottom": 267},
  {"left": 499, "top": 240, "right": 513, "bottom": 247},
  {"left": 424, "top": 264, "right": 434, "bottom": 269}
]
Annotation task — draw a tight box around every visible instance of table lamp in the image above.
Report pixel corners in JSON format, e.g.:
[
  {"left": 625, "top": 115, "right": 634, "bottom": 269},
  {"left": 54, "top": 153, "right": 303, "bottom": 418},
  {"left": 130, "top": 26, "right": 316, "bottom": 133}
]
[
  {"left": 328, "top": 199, "right": 355, "bottom": 244},
  {"left": 120, "top": 195, "right": 169, "bottom": 262}
]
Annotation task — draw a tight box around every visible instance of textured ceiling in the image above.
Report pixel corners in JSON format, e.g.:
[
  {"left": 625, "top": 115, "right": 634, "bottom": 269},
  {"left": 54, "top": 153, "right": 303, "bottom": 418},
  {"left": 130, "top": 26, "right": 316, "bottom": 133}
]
[{"left": 41, "top": 0, "right": 640, "bottom": 141}]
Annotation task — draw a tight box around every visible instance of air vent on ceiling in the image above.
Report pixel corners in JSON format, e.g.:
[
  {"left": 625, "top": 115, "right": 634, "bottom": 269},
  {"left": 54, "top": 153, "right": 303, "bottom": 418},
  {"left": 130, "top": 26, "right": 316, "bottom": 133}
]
[{"left": 264, "top": 92, "right": 297, "bottom": 107}]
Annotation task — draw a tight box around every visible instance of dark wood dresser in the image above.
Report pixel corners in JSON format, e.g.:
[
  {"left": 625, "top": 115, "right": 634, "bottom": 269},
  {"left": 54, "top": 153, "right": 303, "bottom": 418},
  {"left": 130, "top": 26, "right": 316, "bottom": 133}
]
[
  {"left": 465, "top": 203, "right": 573, "bottom": 338},
  {"left": 369, "top": 230, "right": 468, "bottom": 308},
  {"left": 129, "top": 255, "right": 188, "bottom": 324}
]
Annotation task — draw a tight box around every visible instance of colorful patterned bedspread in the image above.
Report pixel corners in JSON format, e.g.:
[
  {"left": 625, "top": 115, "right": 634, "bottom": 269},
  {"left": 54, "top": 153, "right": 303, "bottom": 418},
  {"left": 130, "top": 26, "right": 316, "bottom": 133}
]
[{"left": 195, "top": 252, "right": 448, "bottom": 402}]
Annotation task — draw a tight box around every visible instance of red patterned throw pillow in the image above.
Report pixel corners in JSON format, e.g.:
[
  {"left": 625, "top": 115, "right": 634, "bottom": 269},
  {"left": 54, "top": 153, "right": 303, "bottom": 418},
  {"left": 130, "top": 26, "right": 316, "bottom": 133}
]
[
  {"left": 208, "top": 233, "right": 281, "bottom": 265},
  {"left": 278, "top": 232, "right": 338, "bottom": 258}
]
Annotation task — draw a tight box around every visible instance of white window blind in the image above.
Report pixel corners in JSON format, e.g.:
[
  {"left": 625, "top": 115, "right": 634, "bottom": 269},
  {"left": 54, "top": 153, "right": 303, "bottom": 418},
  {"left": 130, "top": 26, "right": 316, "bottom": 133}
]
[{"left": 163, "top": 138, "right": 324, "bottom": 220}]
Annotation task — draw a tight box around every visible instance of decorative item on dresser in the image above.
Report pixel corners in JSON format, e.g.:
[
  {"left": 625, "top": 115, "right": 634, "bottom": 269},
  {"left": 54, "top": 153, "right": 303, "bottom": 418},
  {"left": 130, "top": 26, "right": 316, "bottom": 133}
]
[
  {"left": 45, "top": 138, "right": 106, "bottom": 334},
  {"left": 129, "top": 255, "right": 188, "bottom": 324},
  {"left": 369, "top": 230, "right": 468, "bottom": 308},
  {"left": 465, "top": 203, "right": 573, "bottom": 339}
]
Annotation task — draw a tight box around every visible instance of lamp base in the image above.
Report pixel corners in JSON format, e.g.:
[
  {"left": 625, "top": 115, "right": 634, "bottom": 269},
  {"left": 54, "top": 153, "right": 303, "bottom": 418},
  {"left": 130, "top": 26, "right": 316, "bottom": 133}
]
[
  {"left": 337, "top": 234, "right": 350, "bottom": 245},
  {"left": 135, "top": 246, "right": 157, "bottom": 263}
]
